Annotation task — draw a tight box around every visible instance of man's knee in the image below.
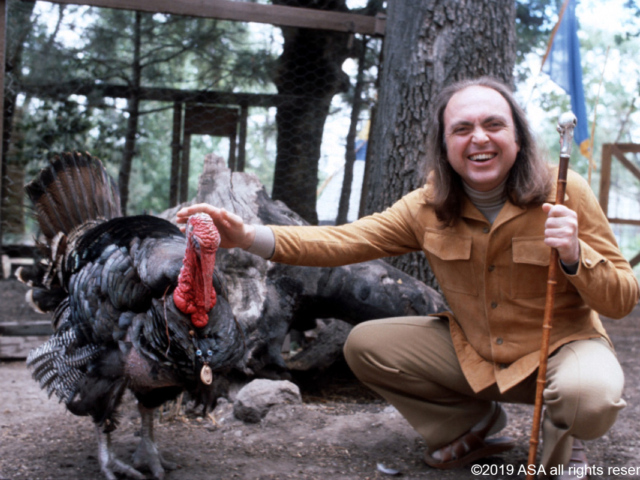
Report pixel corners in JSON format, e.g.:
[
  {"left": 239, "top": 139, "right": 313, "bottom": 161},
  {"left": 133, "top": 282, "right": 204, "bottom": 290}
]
[
  {"left": 343, "top": 321, "right": 402, "bottom": 385},
  {"left": 344, "top": 323, "right": 380, "bottom": 381},
  {"left": 546, "top": 352, "right": 625, "bottom": 439},
  {"left": 344, "top": 316, "right": 457, "bottom": 388}
]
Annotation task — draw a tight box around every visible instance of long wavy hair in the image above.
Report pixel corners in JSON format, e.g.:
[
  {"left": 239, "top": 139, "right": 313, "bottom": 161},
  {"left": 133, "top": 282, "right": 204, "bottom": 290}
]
[{"left": 427, "top": 77, "right": 552, "bottom": 227}]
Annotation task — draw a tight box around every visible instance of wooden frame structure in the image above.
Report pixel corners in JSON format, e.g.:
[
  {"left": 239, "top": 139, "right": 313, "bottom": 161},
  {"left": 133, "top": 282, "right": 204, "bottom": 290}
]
[
  {"left": 173, "top": 104, "right": 243, "bottom": 204},
  {"left": 599, "top": 143, "right": 640, "bottom": 267},
  {"left": 50, "top": 0, "right": 386, "bottom": 36},
  {"left": 0, "top": 0, "right": 385, "bottom": 252}
]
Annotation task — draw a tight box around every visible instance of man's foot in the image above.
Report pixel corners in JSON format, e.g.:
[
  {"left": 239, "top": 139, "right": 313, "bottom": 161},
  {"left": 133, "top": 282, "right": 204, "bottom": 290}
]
[
  {"left": 423, "top": 402, "right": 516, "bottom": 470},
  {"left": 554, "top": 439, "right": 589, "bottom": 480}
]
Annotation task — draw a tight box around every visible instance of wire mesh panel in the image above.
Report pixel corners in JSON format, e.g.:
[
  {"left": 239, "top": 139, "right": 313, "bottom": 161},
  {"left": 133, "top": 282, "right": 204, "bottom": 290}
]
[{"left": 0, "top": 1, "right": 382, "bottom": 245}]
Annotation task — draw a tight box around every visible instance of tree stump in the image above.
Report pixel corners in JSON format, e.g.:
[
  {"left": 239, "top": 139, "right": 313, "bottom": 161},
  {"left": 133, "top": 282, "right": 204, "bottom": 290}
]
[{"left": 162, "top": 154, "right": 446, "bottom": 379}]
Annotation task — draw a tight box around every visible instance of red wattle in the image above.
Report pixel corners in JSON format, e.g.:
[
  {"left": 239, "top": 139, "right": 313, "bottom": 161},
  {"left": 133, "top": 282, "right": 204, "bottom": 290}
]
[
  {"left": 191, "top": 311, "right": 209, "bottom": 328},
  {"left": 174, "top": 214, "right": 221, "bottom": 328},
  {"left": 173, "top": 290, "right": 186, "bottom": 311}
]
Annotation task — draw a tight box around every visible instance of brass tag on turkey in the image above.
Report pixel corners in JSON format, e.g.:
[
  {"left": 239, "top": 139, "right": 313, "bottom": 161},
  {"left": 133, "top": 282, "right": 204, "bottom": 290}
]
[{"left": 200, "top": 365, "right": 213, "bottom": 385}]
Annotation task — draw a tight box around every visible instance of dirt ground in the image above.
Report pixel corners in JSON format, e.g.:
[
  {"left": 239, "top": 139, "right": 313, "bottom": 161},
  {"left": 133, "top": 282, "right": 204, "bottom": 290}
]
[{"left": 1, "top": 277, "right": 640, "bottom": 480}]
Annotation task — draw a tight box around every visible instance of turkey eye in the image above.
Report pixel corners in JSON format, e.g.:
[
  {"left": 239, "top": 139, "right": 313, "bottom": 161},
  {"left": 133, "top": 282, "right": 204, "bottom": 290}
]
[
  {"left": 196, "top": 349, "right": 202, "bottom": 356},
  {"left": 207, "top": 350, "right": 213, "bottom": 356}
]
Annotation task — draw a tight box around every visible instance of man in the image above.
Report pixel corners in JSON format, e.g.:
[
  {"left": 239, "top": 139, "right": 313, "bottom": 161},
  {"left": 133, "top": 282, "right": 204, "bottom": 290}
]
[{"left": 177, "top": 77, "right": 639, "bottom": 479}]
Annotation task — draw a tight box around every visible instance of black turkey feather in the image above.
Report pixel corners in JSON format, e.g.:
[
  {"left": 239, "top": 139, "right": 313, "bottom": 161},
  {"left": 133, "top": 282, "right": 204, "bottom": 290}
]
[{"left": 22, "top": 151, "right": 244, "bottom": 480}]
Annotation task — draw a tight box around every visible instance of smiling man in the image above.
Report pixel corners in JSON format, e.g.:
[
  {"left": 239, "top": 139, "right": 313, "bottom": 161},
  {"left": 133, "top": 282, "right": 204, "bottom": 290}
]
[
  {"left": 444, "top": 84, "right": 520, "bottom": 192},
  {"left": 177, "top": 77, "right": 638, "bottom": 480}
]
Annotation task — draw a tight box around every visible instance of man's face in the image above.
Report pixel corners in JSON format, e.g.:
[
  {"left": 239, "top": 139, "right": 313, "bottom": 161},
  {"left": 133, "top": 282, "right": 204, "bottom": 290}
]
[{"left": 443, "top": 85, "right": 520, "bottom": 192}]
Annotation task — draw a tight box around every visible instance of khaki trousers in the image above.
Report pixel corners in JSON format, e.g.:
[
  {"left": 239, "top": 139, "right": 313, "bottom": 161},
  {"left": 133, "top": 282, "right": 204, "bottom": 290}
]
[{"left": 343, "top": 316, "right": 626, "bottom": 470}]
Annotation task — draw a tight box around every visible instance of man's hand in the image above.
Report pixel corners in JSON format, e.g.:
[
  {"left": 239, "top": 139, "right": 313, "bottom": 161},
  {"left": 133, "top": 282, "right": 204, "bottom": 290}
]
[
  {"left": 542, "top": 203, "right": 580, "bottom": 265},
  {"left": 176, "top": 204, "right": 256, "bottom": 250}
]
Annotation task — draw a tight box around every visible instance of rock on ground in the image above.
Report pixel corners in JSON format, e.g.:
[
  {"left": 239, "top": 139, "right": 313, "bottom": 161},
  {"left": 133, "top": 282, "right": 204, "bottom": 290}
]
[{"left": 234, "top": 379, "right": 302, "bottom": 423}]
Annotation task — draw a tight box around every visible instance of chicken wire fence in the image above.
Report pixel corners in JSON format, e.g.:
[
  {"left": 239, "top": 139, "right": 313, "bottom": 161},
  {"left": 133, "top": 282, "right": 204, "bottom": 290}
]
[
  {"left": 601, "top": 150, "right": 640, "bottom": 276},
  {"left": 0, "top": 1, "right": 382, "bottom": 246}
]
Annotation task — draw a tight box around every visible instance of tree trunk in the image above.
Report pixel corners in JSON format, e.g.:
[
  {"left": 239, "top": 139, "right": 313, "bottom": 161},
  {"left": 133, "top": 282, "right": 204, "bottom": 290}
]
[
  {"left": 363, "top": 0, "right": 516, "bottom": 286},
  {"left": 336, "top": 37, "right": 367, "bottom": 226},
  {"left": 118, "top": 11, "right": 142, "bottom": 215},
  {"left": 1, "top": 1, "right": 36, "bottom": 243},
  {"left": 271, "top": 0, "right": 352, "bottom": 225}
]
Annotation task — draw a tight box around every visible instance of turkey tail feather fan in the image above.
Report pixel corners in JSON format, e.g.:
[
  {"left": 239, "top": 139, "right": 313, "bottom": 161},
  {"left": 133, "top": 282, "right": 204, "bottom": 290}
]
[
  {"left": 25, "top": 151, "right": 121, "bottom": 240},
  {"left": 22, "top": 152, "right": 121, "bottom": 312}
]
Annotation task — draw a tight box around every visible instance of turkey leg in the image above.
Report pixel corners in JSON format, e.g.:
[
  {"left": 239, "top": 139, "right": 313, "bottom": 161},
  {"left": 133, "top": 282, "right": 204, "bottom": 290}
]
[
  {"left": 132, "top": 404, "right": 179, "bottom": 479},
  {"left": 95, "top": 424, "right": 146, "bottom": 480}
]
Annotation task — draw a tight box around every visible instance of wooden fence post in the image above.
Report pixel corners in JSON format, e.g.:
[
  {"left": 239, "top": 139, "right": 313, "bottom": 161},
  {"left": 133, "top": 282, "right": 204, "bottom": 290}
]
[{"left": 0, "top": 0, "right": 6, "bottom": 254}]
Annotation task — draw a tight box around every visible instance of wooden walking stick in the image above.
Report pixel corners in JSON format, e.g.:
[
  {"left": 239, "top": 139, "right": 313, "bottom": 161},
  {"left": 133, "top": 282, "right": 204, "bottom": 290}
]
[{"left": 526, "top": 112, "right": 577, "bottom": 480}]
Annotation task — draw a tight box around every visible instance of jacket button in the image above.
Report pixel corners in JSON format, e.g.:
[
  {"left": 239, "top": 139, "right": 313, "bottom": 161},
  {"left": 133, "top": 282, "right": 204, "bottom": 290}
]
[
  {"left": 585, "top": 259, "right": 593, "bottom": 266},
  {"left": 496, "top": 337, "right": 503, "bottom": 345},
  {"left": 483, "top": 227, "right": 490, "bottom": 234},
  {"left": 491, "top": 301, "right": 498, "bottom": 309},
  {"left": 488, "top": 265, "right": 495, "bottom": 272}
]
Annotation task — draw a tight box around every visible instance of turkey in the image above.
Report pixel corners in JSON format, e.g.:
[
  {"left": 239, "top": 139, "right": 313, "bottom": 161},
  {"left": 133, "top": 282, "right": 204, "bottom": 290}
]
[{"left": 20, "top": 151, "right": 244, "bottom": 480}]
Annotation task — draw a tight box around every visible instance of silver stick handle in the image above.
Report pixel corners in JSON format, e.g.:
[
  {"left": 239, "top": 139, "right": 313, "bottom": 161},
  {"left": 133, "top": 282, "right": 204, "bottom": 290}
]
[{"left": 557, "top": 112, "right": 577, "bottom": 158}]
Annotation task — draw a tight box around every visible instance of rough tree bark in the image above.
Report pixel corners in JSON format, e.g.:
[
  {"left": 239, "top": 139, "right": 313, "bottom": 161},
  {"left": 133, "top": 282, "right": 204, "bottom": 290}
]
[
  {"left": 271, "top": 0, "right": 353, "bottom": 225},
  {"left": 363, "top": 0, "right": 516, "bottom": 286},
  {"left": 162, "top": 154, "right": 445, "bottom": 378},
  {"left": 1, "top": 1, "right": 36, "bottom": 242},
  {"left": 118, "top": 11, "right": 142, "bottom": 215}
]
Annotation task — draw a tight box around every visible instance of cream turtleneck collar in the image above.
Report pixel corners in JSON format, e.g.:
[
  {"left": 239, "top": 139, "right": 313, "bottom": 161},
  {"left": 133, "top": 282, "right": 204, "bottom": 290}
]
[{"left": 462, "top": 178, "right": 508, "bottom": 224}]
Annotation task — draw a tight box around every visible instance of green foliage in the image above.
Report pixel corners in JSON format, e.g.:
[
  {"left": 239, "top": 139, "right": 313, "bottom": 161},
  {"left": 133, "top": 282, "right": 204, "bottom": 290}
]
[
  {"left": 76, "top": 11, "right": 263, "bottom": 89},
  {"left": 243, "top": 107, "right": 278, "bottom": 193},
  {"left": 613, "top": 0, "right": 640, "bottom": 43},
  {"left": 15, "top": 98, "right": 123, "bottom": 175},
  {"left": 17, "top": 4, "right": 87, "bottom": 85},
  {"left": 514, "top": 0, "right": 558, "bottom": 82},
  {"left": 11, "top": 5, "right": 279, "bottom": 222}
]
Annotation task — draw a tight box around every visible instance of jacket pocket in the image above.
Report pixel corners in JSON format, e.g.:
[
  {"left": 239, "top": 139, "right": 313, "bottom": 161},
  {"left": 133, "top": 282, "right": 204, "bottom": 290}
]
[
  {"left": 423, "top": 229, "right": 477, "bottom": 296},
  {"left": 511, "top": 236, "right": 567, "bottom": 298}
]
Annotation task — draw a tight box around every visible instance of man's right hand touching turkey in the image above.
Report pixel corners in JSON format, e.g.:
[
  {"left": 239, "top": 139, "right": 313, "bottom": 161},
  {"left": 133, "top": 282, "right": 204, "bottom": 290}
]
[{"left": 177, "top": 204, "right": 255, "bottom": 250}]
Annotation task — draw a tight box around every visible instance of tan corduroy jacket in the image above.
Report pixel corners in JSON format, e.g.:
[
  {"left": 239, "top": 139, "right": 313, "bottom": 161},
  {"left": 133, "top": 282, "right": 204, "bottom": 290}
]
[{"left": 270, "top": 169, "right": 639, "bottom": 393}]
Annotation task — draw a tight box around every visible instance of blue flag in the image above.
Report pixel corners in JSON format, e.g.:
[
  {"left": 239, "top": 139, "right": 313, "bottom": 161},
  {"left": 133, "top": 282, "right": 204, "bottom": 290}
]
[{"left": 543, "top": 0, "right": 591, "bottom": 156}]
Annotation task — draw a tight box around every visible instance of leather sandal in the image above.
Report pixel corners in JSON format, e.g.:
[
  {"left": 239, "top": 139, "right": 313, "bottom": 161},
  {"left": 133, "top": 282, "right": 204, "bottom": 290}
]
[{"left": 423, "top": 403, "right": 516, "bottom": 470}]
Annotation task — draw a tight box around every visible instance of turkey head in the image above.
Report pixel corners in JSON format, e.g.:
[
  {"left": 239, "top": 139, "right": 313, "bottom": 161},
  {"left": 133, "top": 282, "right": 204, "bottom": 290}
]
[{"left": 173, "top": 213, "right": 221, "bottom": 329}]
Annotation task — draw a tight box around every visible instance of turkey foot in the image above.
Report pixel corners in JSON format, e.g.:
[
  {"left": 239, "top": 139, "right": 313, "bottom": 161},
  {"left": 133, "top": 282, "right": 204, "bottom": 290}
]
[
  {"left": 96, "top": 424, "right": 146, "bottom": 480},
  {"left": 132, "top": 405, "right": 178, "bottom": 479}
]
